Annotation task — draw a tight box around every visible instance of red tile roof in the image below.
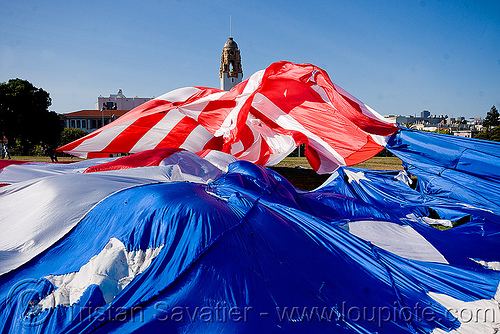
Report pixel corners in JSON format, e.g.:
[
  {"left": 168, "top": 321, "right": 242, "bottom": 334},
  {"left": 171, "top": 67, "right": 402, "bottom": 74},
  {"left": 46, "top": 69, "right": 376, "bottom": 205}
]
[{"left": 62, "top": 110, "right": 129, "bottom": 118}]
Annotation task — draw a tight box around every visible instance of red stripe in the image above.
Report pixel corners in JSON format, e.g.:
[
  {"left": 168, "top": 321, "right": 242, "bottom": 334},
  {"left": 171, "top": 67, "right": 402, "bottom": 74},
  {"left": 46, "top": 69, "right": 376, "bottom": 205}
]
[
  {"left": 233, "top": 124, "right": 257, "bottom": 158},
  {"left": 197, "top": 99, "right": 237, "bottom": 133},
  {"left": 223, "top": 93, "right": 257, "bottom": 153},
  {"left": 155, "top": 117, "right": 200, "bottom": 149},
  {"left": 254, "top": 138, "right": 271, "bottom": 166},
  {"left": 87, "top": 152, "right": 115, "bottom": 158},
  {"left": 197, "top": 82, "right": 249, "bottom": 133},
  {"left": 84, "top": 148, "right": 184, "bottom": 173},
  {"left": 258, "top": 79, "right": 319, "bottom": 115},
  {"left": 240, "top": 124, "right": 255, "bottom": 152},
  {"left": 256, "top": 77, "right": 375, "bottom": 156},
  {"left": 195, "top": 149, "right": 211, "bottom": 158},
  {"left": 343, "top": 136, "right": 383, "bottom": 166},
  {"left": 100, "top": 113, "right": 166, "bottom": 153},
  {"left": 203, "top": 136, "right": 224, "bottom": 151},
  {"left": 304, "top": 146, "right": 321, "bottom": 171},
  {"left": 0, "top": 160, "right": 29, "bottom": 170},
  {"left": 111, "top": 99, "right": 174, "bottom": 124},
  {"left": 57, "top": 129, "right": 102, "bottom": 153}
]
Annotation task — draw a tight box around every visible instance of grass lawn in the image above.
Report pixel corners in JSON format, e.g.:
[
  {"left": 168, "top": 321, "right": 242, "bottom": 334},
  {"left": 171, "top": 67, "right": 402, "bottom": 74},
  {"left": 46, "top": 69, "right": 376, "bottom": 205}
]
[
  {"left": 6, "top": 156, "right": 84, "bottom": 163},
  {"left": 271, "top": 156, "right": 403, "bottom": 171},
  {"left": 10, "top": 155, "right": 403, "bottom": 170}
]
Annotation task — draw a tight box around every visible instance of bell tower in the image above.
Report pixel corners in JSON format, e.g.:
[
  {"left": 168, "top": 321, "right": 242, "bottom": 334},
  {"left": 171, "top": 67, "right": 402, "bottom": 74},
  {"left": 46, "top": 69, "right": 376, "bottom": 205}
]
[{"left": 219, "top": 37, "right": 243, "bottom": 91}]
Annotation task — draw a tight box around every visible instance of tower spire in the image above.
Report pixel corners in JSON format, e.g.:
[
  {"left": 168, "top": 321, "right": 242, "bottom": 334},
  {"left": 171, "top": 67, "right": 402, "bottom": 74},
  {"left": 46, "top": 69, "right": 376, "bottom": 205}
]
[{"left": 219, "top": 36, "right": 243, "bottom": 91}]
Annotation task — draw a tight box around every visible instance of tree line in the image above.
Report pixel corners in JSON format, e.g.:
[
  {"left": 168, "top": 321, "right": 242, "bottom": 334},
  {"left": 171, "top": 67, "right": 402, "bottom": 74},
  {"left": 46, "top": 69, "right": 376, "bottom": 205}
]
[
  {"left": 0, "top": 79, "right": 87, "bottom": 156},
  {"left": 475, "top": 106, "right": 500, "bottom": 141}
]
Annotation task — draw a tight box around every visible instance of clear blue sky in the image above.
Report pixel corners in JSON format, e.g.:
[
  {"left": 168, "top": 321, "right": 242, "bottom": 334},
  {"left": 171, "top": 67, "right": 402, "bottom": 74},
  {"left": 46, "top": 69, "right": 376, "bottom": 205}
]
[{"left": 1, "top": 0, "right": 499, "bottom": 119}]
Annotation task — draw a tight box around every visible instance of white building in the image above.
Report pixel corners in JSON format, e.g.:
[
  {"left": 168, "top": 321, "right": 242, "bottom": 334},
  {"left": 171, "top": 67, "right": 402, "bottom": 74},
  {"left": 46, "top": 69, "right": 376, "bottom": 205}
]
[
  {"left": 64, "top": 89, "right": 152, "bottom": 133},
  {"left": 95, "top": 89, "right": 152, "bottom": 111}
]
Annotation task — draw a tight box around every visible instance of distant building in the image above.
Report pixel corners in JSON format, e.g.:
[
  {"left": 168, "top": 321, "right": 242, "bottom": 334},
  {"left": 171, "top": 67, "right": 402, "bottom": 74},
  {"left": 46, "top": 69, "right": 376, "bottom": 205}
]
[
  {"left": 453, "top": 129, "right": 479, "bottom": 138},
  {"left": 395, "top": 114, "right": 445, "bottom": 127},
  {"left": 468, "top": 116, "right": 483, "bottom": 125},
  {"left": 62, "top": 110, "right": 129, "bottom": 133},
  {"left": 394, "top": 112, "right": 481, "bottom": 137},
  {"left": 219, "top": 37, "right": 243, "bottom": 91},
  {"left": 62, "top": 90, "right": 152, "bottom": 132},
  {"left": 95, "top": 89, "right": 152, "bottom": 111},
  {"left": 446, "top": 117, "right": 456, "bottom": 125}
]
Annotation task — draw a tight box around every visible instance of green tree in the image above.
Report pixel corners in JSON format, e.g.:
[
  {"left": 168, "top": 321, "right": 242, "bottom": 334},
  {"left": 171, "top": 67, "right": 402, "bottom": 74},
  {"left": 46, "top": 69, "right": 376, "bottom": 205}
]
[
  {"left": 58, "top": 128, "right": 88, "bottom": 147},
  {"left": 483, "top": 105, "right": 500, "bottom": 128},
  {"left": 476, "top": 125, "right": 500, "bottom": 142},
  {"left": 490, "top": 127, "right": 500, "bottom": 142},
  {"left": 0, "top": 78, "right": 62, "bottom": 154},
  {"left": 475, "top": 131, "right": 488, "bottom": 140}
]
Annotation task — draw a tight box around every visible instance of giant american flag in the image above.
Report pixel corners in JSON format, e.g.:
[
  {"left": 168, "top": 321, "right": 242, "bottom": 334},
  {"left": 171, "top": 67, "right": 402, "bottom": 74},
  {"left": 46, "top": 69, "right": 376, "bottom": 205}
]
[
  {"left": 3, "top": 62, "right": 500, "bottom": 333},
  {"left": 58, "top": 61, "right": 398, "bottom": 173}
]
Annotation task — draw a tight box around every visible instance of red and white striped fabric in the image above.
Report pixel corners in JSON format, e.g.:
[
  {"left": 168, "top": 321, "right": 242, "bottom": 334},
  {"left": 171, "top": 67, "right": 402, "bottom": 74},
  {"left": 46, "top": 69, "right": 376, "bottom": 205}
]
[{"left": 58, "top": 61, "right": 398, "bottom": 173}]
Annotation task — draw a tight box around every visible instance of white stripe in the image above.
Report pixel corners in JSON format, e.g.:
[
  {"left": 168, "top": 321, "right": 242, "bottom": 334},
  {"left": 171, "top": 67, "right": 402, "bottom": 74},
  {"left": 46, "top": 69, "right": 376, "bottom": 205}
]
[
  {"left": 177, "top": 92, "right": 226, "bottom": 121},
  {"left": 130, "top": 111, "right": 185, "bottom": 153},
  {"left": 230, "top": 123, "right": 265, "bottom": 162},
  {"left": 365, "top": 104, "right": 396, "bottom": 124},
  {"left": 0, "top": 158, "right": 114, "bottom": 184},
  {"left": 347, "top": 220, "right": 449, "bottom": 264},
  {"left": 429, "top": 292, "right": 500, "bottom": 333},
  {"left": 230, "top": 140, "right": 245, "bottom": 155},
  {"left": 64, "top": 150, "right": 89, "bottom": 159},
  {"left": 247, "top": 115, "right": 296, "bottom": 165},
  {"left": 370, "top": 133, "right": 391, "bottom": 147},
  {"left": 234, "top": 136, "right": 263, "bottom": 162},
  {"left": 0, "top": 167, "right": 186, "bottom": 275},
  {"left": 179, "top": 125, "right": 214, "bottom": 152},
  {"left": 154, "top": 87, "right": 201, "bottom": 103},
  {"left": 243, "top": 70, "right": 265, "bottom": 93},
  {"left": 310, "top": 85, "right": 338, "bottom": 112},
  {"left": 0, "top": 161, "right": 222, "bottom": 275},
  {"left": 315, "top": 155, "right": 343, "bottom": 174},
  {"left": 214, "top": 70, "right": 265, "bottom": 137},
  {"left": 72, "top": 120, "right": 136, "bottom": 153},
  {"left": 251, "top": 93, "right": 346, "bottom": 166}
]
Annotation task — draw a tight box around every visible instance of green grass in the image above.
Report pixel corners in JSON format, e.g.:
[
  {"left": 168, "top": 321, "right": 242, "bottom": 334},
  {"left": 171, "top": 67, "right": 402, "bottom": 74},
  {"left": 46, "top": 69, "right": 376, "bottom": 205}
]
[
  {"left": 8, "top": 155, "right": 403, "bottom": 171},
  {"left": 6, "top": 156, "right": 84, "bottom": 162},
  {"left": 353, "top": 156, "right": 403, "bottom": 171},
  {"left": 271, "top": 156, "right": 403, "bottom": 171}
]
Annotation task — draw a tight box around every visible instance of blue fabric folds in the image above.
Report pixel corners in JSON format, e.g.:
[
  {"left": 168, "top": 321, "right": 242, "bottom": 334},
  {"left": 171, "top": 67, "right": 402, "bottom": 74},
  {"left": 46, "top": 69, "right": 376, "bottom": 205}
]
[{"left": 1, "top": 129, "right": 500, "bottom": 333}]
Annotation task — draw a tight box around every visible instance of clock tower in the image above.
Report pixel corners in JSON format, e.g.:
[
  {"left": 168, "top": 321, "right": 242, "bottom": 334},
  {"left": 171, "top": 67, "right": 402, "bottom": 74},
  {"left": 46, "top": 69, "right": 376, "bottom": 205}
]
[{"left": 219, "top": 37, "right": 243, "bottom": 91}]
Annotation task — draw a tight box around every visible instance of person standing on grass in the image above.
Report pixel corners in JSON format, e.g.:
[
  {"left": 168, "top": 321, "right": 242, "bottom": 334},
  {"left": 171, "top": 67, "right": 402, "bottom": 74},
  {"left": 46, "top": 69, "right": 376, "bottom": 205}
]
[
  {"left": 2, "top": 134, "right": 11, "bottom": 159},
  {"left": 45, "top": 144, "right": 58, "bottom": 162}
]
